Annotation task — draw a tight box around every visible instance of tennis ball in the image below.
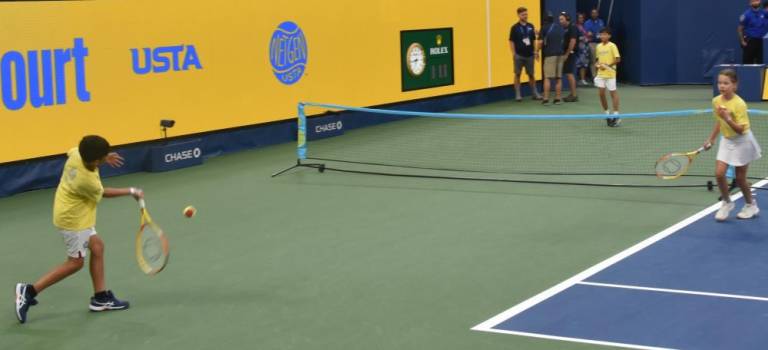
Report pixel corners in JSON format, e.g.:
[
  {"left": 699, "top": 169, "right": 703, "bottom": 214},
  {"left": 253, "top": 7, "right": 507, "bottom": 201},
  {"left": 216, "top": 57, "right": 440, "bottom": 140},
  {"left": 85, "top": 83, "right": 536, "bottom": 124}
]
[{"left": 183, "top": 206, "right": 196, "bottom": 218}]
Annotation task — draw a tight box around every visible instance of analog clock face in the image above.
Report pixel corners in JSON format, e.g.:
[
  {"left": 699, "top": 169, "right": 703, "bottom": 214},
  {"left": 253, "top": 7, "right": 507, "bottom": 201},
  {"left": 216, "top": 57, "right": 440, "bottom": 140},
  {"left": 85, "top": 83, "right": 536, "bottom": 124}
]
[{"left": 406, "top": 43, "right": 426, "bottom": 76}]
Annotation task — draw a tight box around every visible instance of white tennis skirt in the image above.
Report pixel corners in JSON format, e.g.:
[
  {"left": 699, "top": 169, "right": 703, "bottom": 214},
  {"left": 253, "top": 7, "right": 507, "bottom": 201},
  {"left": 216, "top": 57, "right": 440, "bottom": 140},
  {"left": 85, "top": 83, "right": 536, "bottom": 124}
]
[{"left": 717, "top": 130, "right": 762, "bottom": 167}]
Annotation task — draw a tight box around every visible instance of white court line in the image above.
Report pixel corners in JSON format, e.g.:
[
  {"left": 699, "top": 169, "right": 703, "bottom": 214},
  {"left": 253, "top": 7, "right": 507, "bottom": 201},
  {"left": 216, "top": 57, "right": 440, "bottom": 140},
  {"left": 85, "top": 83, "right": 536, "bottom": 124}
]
[
  {"left": 472, "top": 179, "right": 768, "bottom": 349},
  {"left": 578, "top": 281, "right": 768, "bottom": 302},
  {"left": 481, "top": 330, "right": 676, "bottom": 350}
]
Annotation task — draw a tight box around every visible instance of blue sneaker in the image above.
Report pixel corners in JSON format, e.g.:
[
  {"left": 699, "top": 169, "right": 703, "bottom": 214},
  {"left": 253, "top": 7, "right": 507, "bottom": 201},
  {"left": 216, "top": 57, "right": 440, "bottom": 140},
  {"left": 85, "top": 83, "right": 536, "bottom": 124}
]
[
  {"left": 89, "top": 290, "right": 130, "bottom": 312},
  {"left": 15, "top": 283, "right": 37, "bottom": 324}
]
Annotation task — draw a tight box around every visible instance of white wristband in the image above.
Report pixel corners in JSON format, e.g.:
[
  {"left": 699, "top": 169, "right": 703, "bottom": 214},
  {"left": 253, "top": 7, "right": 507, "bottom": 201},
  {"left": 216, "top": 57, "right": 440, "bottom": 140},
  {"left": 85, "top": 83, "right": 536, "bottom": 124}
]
[{"left": 130, "top": 187, "right": 136, "bottom": 195}]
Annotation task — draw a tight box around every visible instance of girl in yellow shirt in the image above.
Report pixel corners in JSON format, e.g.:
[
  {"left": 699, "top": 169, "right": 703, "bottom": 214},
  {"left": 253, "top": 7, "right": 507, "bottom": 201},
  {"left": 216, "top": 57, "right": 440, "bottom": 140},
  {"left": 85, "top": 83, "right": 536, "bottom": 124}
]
[{"left": 706, "top": 69, "right": 762, "bottom": 221}]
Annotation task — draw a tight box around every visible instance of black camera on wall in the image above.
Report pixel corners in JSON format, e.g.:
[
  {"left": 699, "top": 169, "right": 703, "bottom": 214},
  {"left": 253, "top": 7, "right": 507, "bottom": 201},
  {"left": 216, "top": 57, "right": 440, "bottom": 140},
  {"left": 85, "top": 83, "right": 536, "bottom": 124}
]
[
  {"left": 160, "top": 119, "right": 175, "bottom": 139},
  {"left": 160, "top": 119, "right": 175, "bottom": 128}
]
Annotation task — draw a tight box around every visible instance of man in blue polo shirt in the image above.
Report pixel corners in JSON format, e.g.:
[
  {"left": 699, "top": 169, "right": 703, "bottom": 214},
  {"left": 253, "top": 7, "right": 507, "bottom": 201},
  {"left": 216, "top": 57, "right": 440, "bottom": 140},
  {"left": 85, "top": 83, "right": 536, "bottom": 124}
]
[
  {"left": 739, "top": 0, "right": 768, "bottom": 64},
  {"left": 584, "top": 9, "right": 604, "bottom": 80}
]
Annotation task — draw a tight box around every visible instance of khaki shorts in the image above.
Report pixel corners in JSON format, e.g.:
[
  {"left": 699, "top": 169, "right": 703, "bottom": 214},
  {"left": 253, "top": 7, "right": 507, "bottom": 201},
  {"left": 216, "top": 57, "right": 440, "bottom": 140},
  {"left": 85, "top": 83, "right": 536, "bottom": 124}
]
[
  {"left": 543, "top": 56, "right": 565, "bottom": 79},
  {"left": 59, "top": 228, "right": 97, "bottom": 258}
]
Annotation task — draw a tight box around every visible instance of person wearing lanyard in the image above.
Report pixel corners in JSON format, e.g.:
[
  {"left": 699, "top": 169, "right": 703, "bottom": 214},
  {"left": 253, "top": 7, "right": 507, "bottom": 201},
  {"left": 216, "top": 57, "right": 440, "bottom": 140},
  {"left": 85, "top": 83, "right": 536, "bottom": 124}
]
[
  {"left": 583, "top": 9, "right": 605, "bottom": 80},
  {"left": 509, "top": 7, "right": 543, "bottom": 102},
  {"left": 539, "top": 17, "right": 566, "bottom": 105},
  {"left": 739, "top": 0, "right": 768, "bottom": 64}
]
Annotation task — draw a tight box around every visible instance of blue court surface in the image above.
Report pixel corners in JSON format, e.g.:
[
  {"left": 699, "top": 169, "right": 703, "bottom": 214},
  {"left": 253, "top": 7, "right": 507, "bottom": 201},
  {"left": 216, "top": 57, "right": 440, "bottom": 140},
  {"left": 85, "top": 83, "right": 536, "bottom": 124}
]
[{"left": 473, "top": 180, "right": 768, "bottom": 350}]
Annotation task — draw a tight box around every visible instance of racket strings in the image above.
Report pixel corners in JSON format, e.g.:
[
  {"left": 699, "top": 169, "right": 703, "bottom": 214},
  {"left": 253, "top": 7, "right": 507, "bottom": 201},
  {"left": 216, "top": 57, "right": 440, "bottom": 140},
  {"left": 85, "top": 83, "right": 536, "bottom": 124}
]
[
  {"left": 139, "top": 223, "right": 168, "bottom": 272},
  {"left": 656, "top": 155, "right": 690, "bottom": 177},
  {"left": 142, "top": 233, "right": 163, "bottom": 262}
]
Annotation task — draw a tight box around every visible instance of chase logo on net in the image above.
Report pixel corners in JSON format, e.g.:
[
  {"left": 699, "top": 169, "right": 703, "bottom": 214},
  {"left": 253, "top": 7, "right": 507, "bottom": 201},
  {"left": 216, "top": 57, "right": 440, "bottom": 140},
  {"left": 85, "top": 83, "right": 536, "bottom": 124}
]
[{"left": 269, "top": 21, "right": 308, "bottom": 85}]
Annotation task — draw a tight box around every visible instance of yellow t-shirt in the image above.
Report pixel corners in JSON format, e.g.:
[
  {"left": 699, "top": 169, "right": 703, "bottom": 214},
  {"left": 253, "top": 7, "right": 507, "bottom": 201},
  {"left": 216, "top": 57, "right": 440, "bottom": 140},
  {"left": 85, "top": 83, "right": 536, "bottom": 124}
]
[
  {"left": 596, "top": 42, "right": 620, "bottom": 79},
  {"left": 53, "top": 148, "right": 104, "bottom": 231},
  {"left": 712, "top": 94, "right": 750, "bottom": 139}
]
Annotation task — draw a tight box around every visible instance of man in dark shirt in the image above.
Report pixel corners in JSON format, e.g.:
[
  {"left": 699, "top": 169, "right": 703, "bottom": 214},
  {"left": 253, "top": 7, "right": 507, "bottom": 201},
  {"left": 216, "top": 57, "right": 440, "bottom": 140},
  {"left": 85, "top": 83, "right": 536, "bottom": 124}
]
[
  {"left": 560, "top": 13, "right": 579, "bottom": 102},
  {"left": 540, "top": 14, "right": 566, "bottom": 105},
  {"left": 739, "top": 0, "right": 768, "bottom": 64},
  {"left": 509, "top": 7, "right": 542, "bottom": 102}
]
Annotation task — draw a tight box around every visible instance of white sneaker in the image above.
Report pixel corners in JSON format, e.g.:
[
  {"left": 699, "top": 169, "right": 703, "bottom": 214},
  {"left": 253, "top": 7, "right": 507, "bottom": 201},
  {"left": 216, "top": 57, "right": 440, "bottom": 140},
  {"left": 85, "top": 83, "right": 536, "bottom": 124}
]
[
  {"left": 715, "top": 201, "right": 735, "bottom": 221},
  {"left": 737, "top": 202, "right": 760, "bottom": 219}
]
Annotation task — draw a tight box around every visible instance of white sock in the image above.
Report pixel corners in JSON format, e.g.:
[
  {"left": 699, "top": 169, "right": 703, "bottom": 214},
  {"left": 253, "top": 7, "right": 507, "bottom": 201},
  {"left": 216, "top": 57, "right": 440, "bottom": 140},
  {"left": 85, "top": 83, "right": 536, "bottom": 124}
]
[
  {"left": 613, "top": 111, "right": 620, "bottom": 115},
  {"left": 605, "top": 110, "right": 611, "bottom": 115}
]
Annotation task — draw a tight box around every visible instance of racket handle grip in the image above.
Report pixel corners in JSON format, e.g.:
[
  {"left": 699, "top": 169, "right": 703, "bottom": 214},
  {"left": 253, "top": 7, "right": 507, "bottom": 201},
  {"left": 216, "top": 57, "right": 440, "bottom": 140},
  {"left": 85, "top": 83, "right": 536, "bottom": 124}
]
[{"left": 138, "top": 198, "right": 146, "bottom": 209}]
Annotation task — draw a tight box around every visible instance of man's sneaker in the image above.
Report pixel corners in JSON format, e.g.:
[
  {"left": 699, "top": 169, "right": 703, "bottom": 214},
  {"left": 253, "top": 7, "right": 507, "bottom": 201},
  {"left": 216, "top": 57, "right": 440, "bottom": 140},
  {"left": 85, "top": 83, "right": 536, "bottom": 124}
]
[
  {"left": 580, "top": 79, "right": 590, "bottom": 86},
  {"left": 564, "top": 95, "right": 579, "bottom": 102},
  {"left": 541, "top": 99, "right": 550, "bottom": 106},
  {"left": 715, "top": 201, "right": 735, "bottom": 221},
  {"left": 737, "top": 202, "right": 760, "bottom": 219},
  {"left": 515, "top": 97, "right": 523, "bottom": 102},
  {"left": 89, "top": 290, "right": 130, "bottom": 312},
  {"left": 533, "top": 95, "right": 543, "bottom": 101},
  {"left": 553, "top": 99, "right": 563, "bottom": 105},
  {"left": 15, "top": 283, "right": 36, "bottom": 324}
]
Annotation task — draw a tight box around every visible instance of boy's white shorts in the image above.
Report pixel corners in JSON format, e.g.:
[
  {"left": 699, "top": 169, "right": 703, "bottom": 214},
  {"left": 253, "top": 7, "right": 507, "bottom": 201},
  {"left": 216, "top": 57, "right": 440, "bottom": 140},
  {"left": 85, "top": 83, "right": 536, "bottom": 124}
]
[
  {"left": 594, "top": 77, "right": 617, "bottom": 91},
  {"left": 59, "top": 228, "right": 97, "bottom": 258}
]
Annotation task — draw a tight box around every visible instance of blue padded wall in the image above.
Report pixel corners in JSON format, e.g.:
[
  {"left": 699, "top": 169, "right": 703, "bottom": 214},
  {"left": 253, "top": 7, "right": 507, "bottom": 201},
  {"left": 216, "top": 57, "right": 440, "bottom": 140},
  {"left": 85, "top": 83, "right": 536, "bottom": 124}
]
[
  {"left": 544, "top": 0, "right": 577, "bottom": 19},
  {"left": 577, "top": 0, "right": 744, "bottom": 85}
]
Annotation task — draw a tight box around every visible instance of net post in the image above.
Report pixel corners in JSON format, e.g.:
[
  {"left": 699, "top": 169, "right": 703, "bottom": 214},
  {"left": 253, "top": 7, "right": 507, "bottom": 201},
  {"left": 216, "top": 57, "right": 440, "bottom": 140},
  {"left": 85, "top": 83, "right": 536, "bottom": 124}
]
[
  {"left": 297, "top": 102, "right": 307, "bottom": 162},
  {"left": 270, "top": 102, "right": 308, "bottom": 178}
]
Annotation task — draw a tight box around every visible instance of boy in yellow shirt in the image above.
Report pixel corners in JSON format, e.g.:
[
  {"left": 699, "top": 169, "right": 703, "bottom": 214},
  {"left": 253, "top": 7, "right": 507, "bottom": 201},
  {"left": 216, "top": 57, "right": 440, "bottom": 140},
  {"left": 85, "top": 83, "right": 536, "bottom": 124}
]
[
  {"left": 594, "top": 28, "right": 621, "bottom": 127},
  {"left": 15, "top": 135, "right": 144, "bottom": 324}
]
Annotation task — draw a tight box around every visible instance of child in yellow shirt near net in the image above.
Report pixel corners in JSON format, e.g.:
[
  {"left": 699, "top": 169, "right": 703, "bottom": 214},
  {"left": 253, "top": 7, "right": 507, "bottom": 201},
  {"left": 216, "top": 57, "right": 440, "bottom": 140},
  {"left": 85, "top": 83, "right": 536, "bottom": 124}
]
[
  {"left": 706, "top": 69, "right": 762, "bottom": 221},
  {"left": 594, "top": 28, "right": 621, "bottom": 127}
]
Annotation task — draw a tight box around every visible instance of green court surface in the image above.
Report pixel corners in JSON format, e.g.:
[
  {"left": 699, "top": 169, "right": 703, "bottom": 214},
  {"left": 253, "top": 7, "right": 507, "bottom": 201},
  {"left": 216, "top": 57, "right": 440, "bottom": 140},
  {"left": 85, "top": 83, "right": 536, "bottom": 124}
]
[{"left": 1, "top": 85, "right": 765, "bottom": 350}]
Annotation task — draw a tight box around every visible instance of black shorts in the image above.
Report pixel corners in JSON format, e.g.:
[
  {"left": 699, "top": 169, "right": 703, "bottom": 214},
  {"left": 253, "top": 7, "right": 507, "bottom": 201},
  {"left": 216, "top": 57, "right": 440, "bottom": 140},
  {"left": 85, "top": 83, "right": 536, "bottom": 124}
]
[
  {"left": 743, "top": 37, "right": 763, "bottom": 64},
  {"left": 563, "top": 54, "right": 577, "bottom": 75}
]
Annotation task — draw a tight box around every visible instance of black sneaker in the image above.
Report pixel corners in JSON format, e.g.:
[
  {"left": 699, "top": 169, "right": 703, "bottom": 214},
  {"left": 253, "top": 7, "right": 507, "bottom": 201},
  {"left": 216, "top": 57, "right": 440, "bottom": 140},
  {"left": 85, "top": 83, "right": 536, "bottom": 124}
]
[
  {"left": 541, "top": 99, "right": 550, "bottom": 106},
  {"left": 606, "top": 118, "right": 614, "bottom": 127},
  {"left": 553, "top": 99, "right": 563, "bottom": 105},
  {"left": 532, "top": 95, "right": 544, "bottom": 101},
  {"left": 613, "top": 118, "right": 622, "bottom": 127},
  {"left": 89, "top": 290, "right": 130, "bottom": 312},
  {"left": 15, "top": 283, "right": 36, "bottom": 324},
  {"left": 564, "top": 95, "right": 579, "bottom": 102}
]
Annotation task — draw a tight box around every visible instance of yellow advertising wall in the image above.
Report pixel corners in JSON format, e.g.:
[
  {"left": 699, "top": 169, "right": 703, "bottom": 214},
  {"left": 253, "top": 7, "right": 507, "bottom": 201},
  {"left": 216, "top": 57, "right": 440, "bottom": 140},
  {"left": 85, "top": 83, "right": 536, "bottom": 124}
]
[{"left": 0, "top": 0, "right": 539, "bottom": 163}]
